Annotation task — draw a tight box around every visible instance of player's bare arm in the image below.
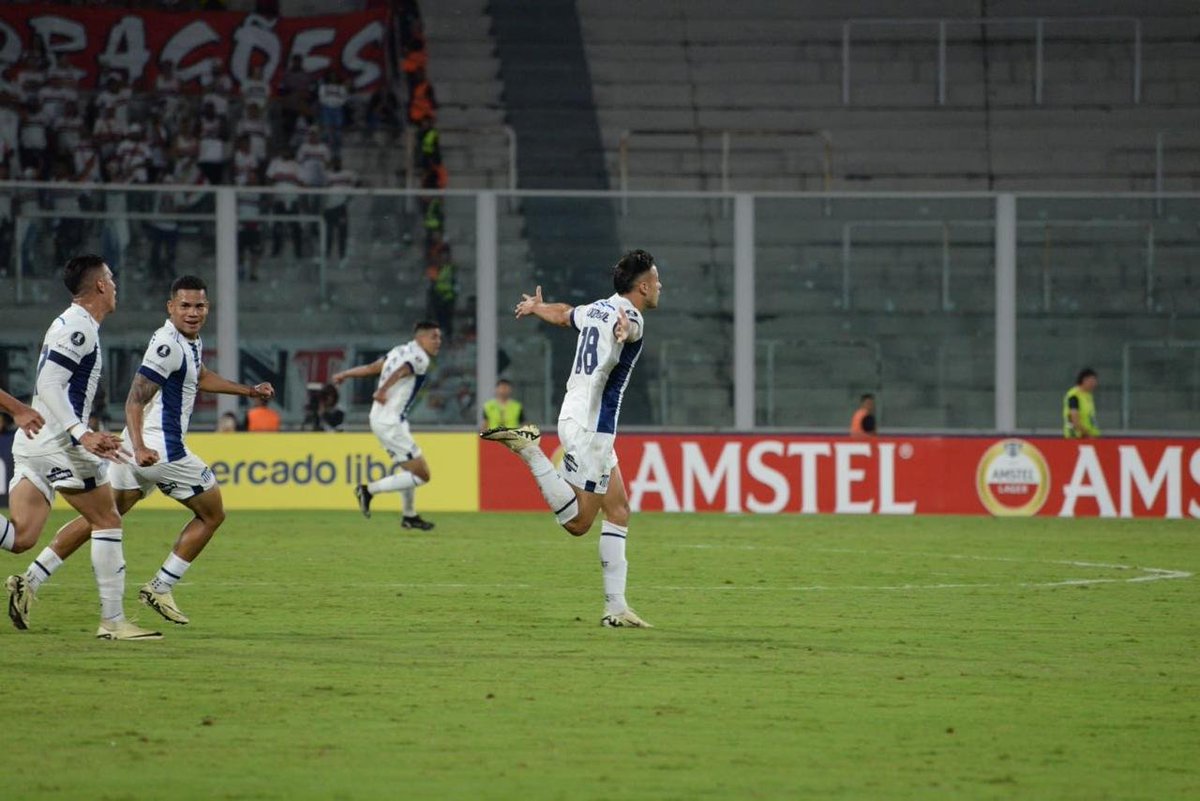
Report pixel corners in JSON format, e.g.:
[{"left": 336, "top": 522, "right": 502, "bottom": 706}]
[
  {"left": 373, "top": 364, "right": 413, "bottom": 403},
  {"left": 198, "top": 366, "right": 274, "bottom": 400},
  {"left": 0, "top": 388, "right": 44, "bottom": 438},
  {"left": 614, "top": 307, "right": 630, "bottom": 343},
  {"left": 125, "top": 372, "right": 163, "bottom": 467},
  {"left": 515, "top": 286, "right": 573, "bottom": 327},
  {"left": 331, "top": 358, "right": 385, "bottom": 385}
]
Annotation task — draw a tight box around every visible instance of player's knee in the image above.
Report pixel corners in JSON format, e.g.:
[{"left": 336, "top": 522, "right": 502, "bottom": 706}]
[
  {"left": 203, "top": 506, "right": 227, "bottom": 529},
  {"left": 415, "top": 466, "right": 431, "bottom": 483},
  {"left": 605, "top": 501, "right": 631, "bottom": 527},
  {"left": 10, "top": 528, "right": 36, "bottom": 554},
  {"left": 563, "top": 517, "right": 589, "bottom": 537},
  {"left": 90, "top": 510, "right": 122, "bottom": 530}
]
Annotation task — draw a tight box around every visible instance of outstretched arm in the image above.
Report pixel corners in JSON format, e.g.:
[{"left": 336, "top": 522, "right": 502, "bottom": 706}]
[
  {"left": 0, "top": 389, "right": 43, "bottom": 438},
  {"left": 198, "top": 366, "right": 274, "bottom": 401},
  {"left": 331, "top": 358, "right": 385, "bottom": 385},
  {"left": 515, "top": 286, "right": 572, "bottom": 327}
]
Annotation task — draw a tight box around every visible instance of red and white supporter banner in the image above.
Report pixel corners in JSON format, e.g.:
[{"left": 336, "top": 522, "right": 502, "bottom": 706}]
[
  {"left": 479, "top": 435, "right": 1200, "bottom": 519},
  {"left": 0, "top": 6, "right": 387, "bottom": 91}
]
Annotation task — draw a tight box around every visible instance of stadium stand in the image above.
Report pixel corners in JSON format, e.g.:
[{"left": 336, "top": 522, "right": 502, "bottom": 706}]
[
  {"left": 1, "top": 0, "right": 1196, "bottom": 431},
  {"left": 418, "top": 0, "right": 1198, "bottom": 430}
]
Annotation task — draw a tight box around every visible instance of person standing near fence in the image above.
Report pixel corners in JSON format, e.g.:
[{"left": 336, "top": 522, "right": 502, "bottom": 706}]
[{"left": 1063, "top": 368, "right": 1100, "bottom": 438}]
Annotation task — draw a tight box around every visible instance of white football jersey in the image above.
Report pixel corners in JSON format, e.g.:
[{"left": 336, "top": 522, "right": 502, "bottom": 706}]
[
  {"left": 15, "top": 304, "right": 103, "bottom": 457},
  {"left": 558, "top": 294, "right": 645, "bottom": 434},
  {"left": 369, "top": 340, "right": 432, "bottom": 425},
  {"left": 129, "top": 320, "right": 203, "bottom": 462}
]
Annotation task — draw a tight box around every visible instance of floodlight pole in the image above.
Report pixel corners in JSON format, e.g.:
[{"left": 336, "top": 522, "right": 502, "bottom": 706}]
[
  {"left": 476, "top": 191, "right": 499, "bottom": 419},
  {"left": 994, "top": 193, "right": 1017, "bottom": 432},
  {"left": 734, "top": 193, "right": 756, "bottom": 430},
  {"left": 215, "top": 187, "right": 239, "bottom": 421}
]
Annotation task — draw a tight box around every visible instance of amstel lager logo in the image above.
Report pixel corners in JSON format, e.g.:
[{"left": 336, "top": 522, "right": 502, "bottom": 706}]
[{"left": 976, "top": 439, "right": 1050, "bottom": 517}]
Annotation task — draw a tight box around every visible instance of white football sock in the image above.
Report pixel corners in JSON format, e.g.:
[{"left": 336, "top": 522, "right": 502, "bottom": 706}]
[
  {"left": 149, "top": 552, "right": 191, "bottom": 593},
  {"left": 90, "top": 528, "right": 126, "bottom": 622},
  {"left": 401, "top": 487, "right": 416, "bottom": 517},
  {"left": 519, "top": 447, "right": 578, "bottom": 524},
  {"left": 0, "top": 516, "right": 14, "bottom": 552},
  {"left": 600, "top": 521, "right": 629, "bottom": 614},
  {"left": 24, "top": 547, "right": 64, "bottom": 591},
  {"left": 368, "top": 470, "right": 425, "bottom": 495}
]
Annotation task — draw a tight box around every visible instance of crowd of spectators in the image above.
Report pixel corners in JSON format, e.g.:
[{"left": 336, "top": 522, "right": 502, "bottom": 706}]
[
  {"left": 0, "top": 0, "right": 460, "bottom": 338},
  {"left": 0, "top": 34, "right": 402, "bottom": 281}
]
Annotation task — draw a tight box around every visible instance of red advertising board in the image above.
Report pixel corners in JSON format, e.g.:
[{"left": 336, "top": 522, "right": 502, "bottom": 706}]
[
  {"left": 0, "top": 6, "right": 388, "bottom": 91},
  {"left": 479, "top": 434, "right": 1200, "bottom": 519}
]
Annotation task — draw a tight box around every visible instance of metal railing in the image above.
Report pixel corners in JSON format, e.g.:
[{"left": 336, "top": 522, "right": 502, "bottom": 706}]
[
  {"left": 758, "top": 339, "right": 882, "bottom": 427},
  {"left": 1121, "top": 340, "right": 1200, "bottom": 429},
  {"left": 12, "top": 206, "right": 328, "bottom": 303},
  {"left": 842, "top": 16, "right": 1142, "bottom": 106},
  {"left": 404, "top": 125, "right": 518, "bottom": 195},
  {"left": 838, "top": 218, "right": 1156, "bottom": 313},
  {"left": 618, "top": 128, "right": 833, "bottom": 214}
]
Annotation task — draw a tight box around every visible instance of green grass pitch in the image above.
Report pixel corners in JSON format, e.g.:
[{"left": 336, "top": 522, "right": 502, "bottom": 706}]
[{"left": 2, "top": 510, "right": 1197, "bottom": 800}]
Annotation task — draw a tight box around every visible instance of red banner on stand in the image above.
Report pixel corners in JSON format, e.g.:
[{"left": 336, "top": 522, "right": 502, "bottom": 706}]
[
  {"left": 479, "top": 434, "right": 1200, "bottom": 519},
  {"left": 0, "top": 6, "right": 388, "bottom": 91}
]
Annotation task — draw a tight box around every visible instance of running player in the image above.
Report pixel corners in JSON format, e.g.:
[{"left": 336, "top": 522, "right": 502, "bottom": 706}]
[
  {"left": 1, "top": 254, "right": 159, "bottom": 640},
  {"left": 0, "top": 389, "right": 44, "bottom": 437},
  {"left": 332, "top": 321, "right": 442, "bottom": 530},
  {"left": 482, "top": 249, "right": 661, "bottom": 628},
  {"left": 16, "top": 275, "right": 274, "bottom": 626}
]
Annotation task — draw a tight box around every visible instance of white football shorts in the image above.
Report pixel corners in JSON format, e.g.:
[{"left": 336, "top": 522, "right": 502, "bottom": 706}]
[
  {"left": 109, "top": 453, "right": 217, "bottom": 501},
  {"left": 557, "top": 418, "right": 617, "bottom": 495},
  {"left": 371, "top": 419, "right": 423, "bottom": 463},
  {"left": 10, "top": 447, "right": 109, "bottom": 504}
]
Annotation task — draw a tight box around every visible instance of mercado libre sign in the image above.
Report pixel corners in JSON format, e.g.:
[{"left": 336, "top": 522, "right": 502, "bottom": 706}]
[{"left": 0, "top": 6, "right": 388, "bottom": 91}]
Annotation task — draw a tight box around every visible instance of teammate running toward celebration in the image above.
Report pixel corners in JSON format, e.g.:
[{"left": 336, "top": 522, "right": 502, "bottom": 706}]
[
  {"left": 0, "top": 389, "right": 45, "bottom": 437},
  {"left": 482, "top": 249, "right": 662, "bottom": 628},
  {"left": 1, "top": 255, "right": 159, "bottom": 640},
  {"left": 332, "top": 322, "right": 442, "bottom": 530},
  {"left": 17, "top": 276, "right": 274, "bottom": 627}
]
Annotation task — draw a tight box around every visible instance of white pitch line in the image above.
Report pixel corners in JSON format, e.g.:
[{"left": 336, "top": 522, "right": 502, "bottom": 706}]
[{"left": 30, "top": 553, "right": 1191, "bottom": 594}]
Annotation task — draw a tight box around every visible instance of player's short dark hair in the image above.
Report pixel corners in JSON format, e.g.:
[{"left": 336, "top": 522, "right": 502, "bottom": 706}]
[
  {"left": 170, "top": 275, "right": 208, "bottom": 296},
  {"left": 860, "top": 393, "right": 874, "bottom": 402},
  {"left": 1076, "top": 367, "right": 1097, "bottom": 384},
  {"left": 413, "top": 321, "right": 440, "bottom": 335},
  {"left": 62, "top": 254, "right": 107, "bottom": 295},
  {"left": 496, "top": 378, "right": 513, "bottom": 388},
  {"left": 613, "top": 249, "right": 656, "bottom": 294}
]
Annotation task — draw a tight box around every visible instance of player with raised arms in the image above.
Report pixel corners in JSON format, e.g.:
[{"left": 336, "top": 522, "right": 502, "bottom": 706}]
[
  {"left": 482, "top": 249, "right": 662, "bottom": 628},
  {"left": 1, "top": 255, "right": 157, "bottom": 640},
  {"left": 333, "top": 321, "right": 442, "bottom": 530},
  {"left": 12, "top": 275, "right": 274, "bottom": 627}
]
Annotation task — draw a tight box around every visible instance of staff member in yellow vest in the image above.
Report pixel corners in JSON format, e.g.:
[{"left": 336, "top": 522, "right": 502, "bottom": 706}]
[
  {"left": 1063, "top": 368, "right": 1100, "bottom": 438},
  {"left": 481, "top": 379, "right": 524, "bottom": 432}
]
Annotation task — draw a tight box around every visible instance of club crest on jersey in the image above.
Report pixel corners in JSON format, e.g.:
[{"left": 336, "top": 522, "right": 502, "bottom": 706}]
[
  {"left": 157, "top": 344, "right": 171, "bottom": 358},
  {"left": 70, "top": 331, "right": 85, "bottom": 346}
]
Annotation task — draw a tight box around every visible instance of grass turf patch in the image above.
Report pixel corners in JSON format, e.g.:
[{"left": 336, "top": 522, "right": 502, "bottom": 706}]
[{"left": 2, "top": 510, "right": 1196, "bottom": 800}]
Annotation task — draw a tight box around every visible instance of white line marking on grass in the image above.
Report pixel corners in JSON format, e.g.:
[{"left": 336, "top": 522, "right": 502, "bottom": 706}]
[{"left": 37, "top": 556, "right": 1190, "bottom": 594}]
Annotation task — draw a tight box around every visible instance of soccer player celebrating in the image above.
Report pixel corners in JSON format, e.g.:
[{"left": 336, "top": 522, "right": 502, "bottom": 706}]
[
  {"left": 0, "top": 389, "right": 45, "bottom": 437},
  {"left": 333, "top": 322, "right": 442, "bottom": 530},
  {"left": 14, "top": 276, "right": 274, "bottom": 627},
  {"left": 482, "top": 249, "right": 662, "bottom": 628},
  {"left": 1, "top": 255, "right": 157, "bottom": 640}
]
